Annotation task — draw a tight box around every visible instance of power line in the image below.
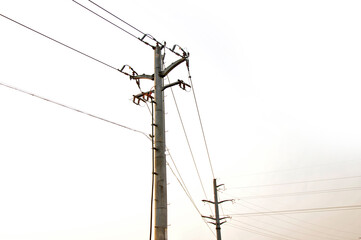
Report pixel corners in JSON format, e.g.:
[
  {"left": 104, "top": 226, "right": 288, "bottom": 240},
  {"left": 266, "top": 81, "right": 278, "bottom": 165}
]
[
  {"left": 225, "top": 200, "right": 346, "bottom": 240},
  {"left": 229, "top": 204, "right": 361, "bottom": 217},
  {"left": 72, "top": 0, "right": 140, "bottom": 41},
  {"left": 226, "top": 223, "right": 291, "bottom": 240},
  {"left": 186, "top": 61, "right": 215, "bottom": 179},
  {"left": 166, "top": 160, "right": 216, "bottom": 238},
  {"left": 223, "top": 160, "right": 361, "bottom": 179},
  {"left": 235, "top": 186, "right": 361, "bottom": 199},
  {"left": 231, "top": 219, "right": 302, "bottom": 240},
  {"left": 88, "top": 0, "right": 146, "bottom": 36},
  {"left": 223, "top": 192, "right": 360, "bottom": 237},
  {"left": 166, "top": 76, "right": 212, "bottom": 214},
  {"left": 0, "top": 13, "right": 120, "bottom": 72},
  {"left": 228, "top": 175, "right": 361, "bottom": 189},
  {"left": 79, "top": 0, "right": 189, "bottom": 58},
  {"left": 0, "top": 81, "right": 149, "bottom": 139}
]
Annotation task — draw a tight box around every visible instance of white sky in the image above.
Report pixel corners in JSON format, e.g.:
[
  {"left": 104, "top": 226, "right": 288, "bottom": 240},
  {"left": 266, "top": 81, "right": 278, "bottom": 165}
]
[{"left": 1, "top": 0, "right": 361, "bottom": 239}]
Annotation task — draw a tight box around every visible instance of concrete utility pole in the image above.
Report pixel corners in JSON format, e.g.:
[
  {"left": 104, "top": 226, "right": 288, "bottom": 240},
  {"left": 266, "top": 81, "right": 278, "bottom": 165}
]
[
  {"left": 153, "top": 44, "right": 167, "bottom": 240},
  {"left": 203, "top": 179, "right": 232, "bottom": 240},
  {"left": 131, "top": 44, "right": 189, "bottom": 240}
]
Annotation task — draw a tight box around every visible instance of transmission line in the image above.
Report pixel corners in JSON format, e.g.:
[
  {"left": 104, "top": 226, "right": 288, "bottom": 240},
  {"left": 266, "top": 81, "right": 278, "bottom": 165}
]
[
  {"left": 229, "top": 204, "right": 361, "bottom": 217},
  {"left": 77, "top": 0, "right": 188, "bottom": 57},
  {"left": 166, "top": 76, "right": 212, "bottom": 213},
  {"left": 223, "top": 191, "right": 360, "bottom": 237},
  {"left": 72, "top": 0, "right": 140, "bottom": 41},
  {"left": 228, "top": 175, "right": 361, "bottom": 189},
  {"left": 0, "top": 13, "right": 121, "bottom": 72},
  {"left": 186, "top": 60, "right": 216, "bottom": 179},
  {"left": 0, "top": 81, "right": 149, "bottom": 138},
  {"left": 88, "top": 0, "right": 146, "bottom": 36},
  {"left": 231, "top": 219, "right": 302, "bottom": 240},
  {"left": 226, "top": 223, "right": 292, "bottom": 240},
  {"left": 234, "top": 186, "right": 361, "bottom": 199},
  {"left": 224, "top": 200, "right": 344, "bottom": 240}
]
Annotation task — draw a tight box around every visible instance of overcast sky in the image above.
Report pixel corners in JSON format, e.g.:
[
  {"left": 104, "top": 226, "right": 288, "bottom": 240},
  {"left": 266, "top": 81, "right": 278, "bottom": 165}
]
[{"left": 1, "top": 0, "right": 361, "bottom": 240}]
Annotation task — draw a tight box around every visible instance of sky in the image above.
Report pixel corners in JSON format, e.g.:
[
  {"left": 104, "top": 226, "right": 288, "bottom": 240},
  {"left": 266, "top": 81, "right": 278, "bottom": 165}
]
[{"left": 1, "top": 0, "right": 361, "bottom": 239}]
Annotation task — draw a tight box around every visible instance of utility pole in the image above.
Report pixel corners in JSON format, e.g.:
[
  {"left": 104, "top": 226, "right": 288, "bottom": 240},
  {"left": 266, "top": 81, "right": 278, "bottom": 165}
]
[
  {"left": 153, "top": 44, "right": 167, "bottom": 240},
  {"left": 130, "top": 43, "right": 189, "bottom": 240},
  {"left": 203, "top": 179, "right": 232, "bottom": 240}
]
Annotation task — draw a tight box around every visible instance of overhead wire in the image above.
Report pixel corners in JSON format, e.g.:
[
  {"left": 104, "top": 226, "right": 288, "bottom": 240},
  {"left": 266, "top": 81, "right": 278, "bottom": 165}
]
[
  {"left": 231, "top": 218, "right": 302, "bottom": 240},
  {"left": 72, "top": 0, "right": 140, "bottom": 40},
  {"left": 0, "top": 13, "right": 121, "bottom": 72},
  {"left": 84, "top": 0, "right": 188, "bottom": 57},
  {"left": 224, "top": 201, "right": 339, "bottom": 240},
  {"left": 149, "top": 101, "right": 155, "bottom": 240},
  {"left": 228, "top": 175, "right": 361, "bottom": 189},
  {"left": 229, "top": 204, "right": 361, "bottom": 217},
  {"left": 234, "top": 210, "right": 342, "bottom": 240},
  {"left": 234, "top": 186, "right": 361, "bottom": 199},
  {"left": 166, "top": 75, "right": 213, "bottom": 214},
  {"left": 0, "top": 81, "right": 149, "bottom": 139},
  {"left": 223, "top": 191, "right": 360, "bottom": 237},
  {"left": 223, "top": 159, "right": 361, "bottom": 179},
  {"left": 133, "top": 76, "right": 215, "bottom": 236},
  {"left": 226, "top": 223, "right": 292, "bottom": 240},
  {"left": 186, "top": 60, "right": 216, "bottom": 179},
  {"left": 88, "top": 0, "right": 146, "bottom": 36}
]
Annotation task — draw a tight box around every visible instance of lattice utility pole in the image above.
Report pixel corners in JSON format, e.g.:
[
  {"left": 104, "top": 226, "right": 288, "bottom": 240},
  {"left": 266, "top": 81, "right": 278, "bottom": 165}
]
[
  {"left": 129, "top": 44, "right": 189, "bottom": 240},
  {"left": 203, "top": 179, "right": 232, "bottom": 240}
]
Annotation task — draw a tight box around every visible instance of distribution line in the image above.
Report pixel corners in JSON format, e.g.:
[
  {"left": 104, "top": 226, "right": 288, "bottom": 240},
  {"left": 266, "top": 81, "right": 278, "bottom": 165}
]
[
  {"left": 231, "top": 219, "right": 302, "bottom": 240},
  {"left": 228, "top": 198, "right": 353, "bottom": 240},
  {"left": 224, "top": 159, "right": 361, "bottom": 179},
  {"left": 166, "top": 159, "right": 216, "bottom": 238},
  {"left": 0, "top": 13, "right": 120, "bottom": 72},
  {"left": 72, "top": 0, "right": 140, "bottom": 40},
  {"left": 235, "top": 186, "right": 361, "bottom": 199},
  {"left": 0, "top": 81, "right": 149, "bottom": 139},
  {"left": 223, "top": 191, "right": 360, "bottom": 237},
  {"left": 85, "top": 0, "right": 188, "bottom": 58},
  {"left": 226, "top": 223, "right": 291, "bottom": 240},
  {"left": 140, "top": 97, "right": 215, "bottom": 237},
  {"left": 88, "top": 0, "right": 146, "bottom": 36},
  {"left": 228, "top": 175, "right": 361, "bottom": 189},
  {"left": 186, "top": 61, "right": 215, "bottom": 178},
  {"left": 229, "top": 204, "right": 361, "bottom": 217},
  {"left": 166, "top": 76, "right": 212, "bottom": 213},
  {"left": 234, "top": 209, "right": 341, "bottom": 240}
]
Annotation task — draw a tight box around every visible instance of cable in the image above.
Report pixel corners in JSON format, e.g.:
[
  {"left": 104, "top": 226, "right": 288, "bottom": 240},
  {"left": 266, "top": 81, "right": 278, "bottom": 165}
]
[
  {"left": 223, "top": 191, "right": 360, "bottom": 237},
  {"left": 224, "top": 201, "right": 339, "bottom": 240},
  {"left": 231, "top": 219, "right": 302, "bottom": 240},
  {"left": 72, "top": 0, "right": 140, "bottom": 40},
  {"left": 229, "top": 204, "right": 361, "bottom": 217},
  {"left": 235, "top": 186, "right": 361, "bottom": 199},
  {"left": 166, "top": 161, "right": 216, "bottom": 238},
  {"left": 186, "top": 61, "right": 215, "bottom": 178},
  {"left": 87, "top": 0, "right": 188, "bottom": 57},
  {"left": 223, "top": 159, "right": 361, "bottom": 179},
  {"left": 88, "top": 0, "right": 145, "bottom": 35},
  {"left": 166, "top": 76, "right": 212, "bottom": 214},
  {"left": 0, "top": 81, "right": 149, "bottom": 139},
  {"left": 0, "top": 13, "right": 120, "bottom": 72},
  {"left": 226, "top": 223, "right": 291, "bottom": 240},
  {"left": 149, "top": 101, "right": 155, "bottom": 240},
  {"left": 228, "top": 175, "right": 361, "bottom": 189}
]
